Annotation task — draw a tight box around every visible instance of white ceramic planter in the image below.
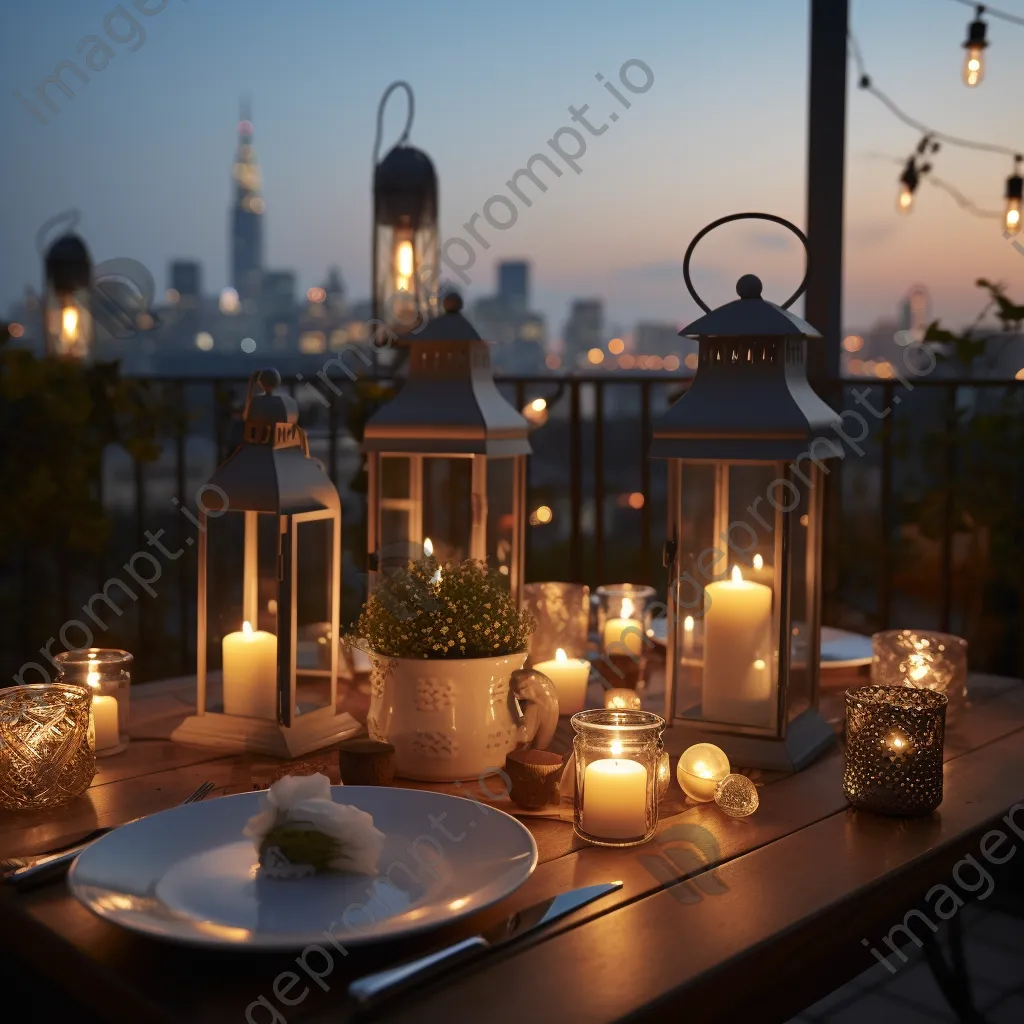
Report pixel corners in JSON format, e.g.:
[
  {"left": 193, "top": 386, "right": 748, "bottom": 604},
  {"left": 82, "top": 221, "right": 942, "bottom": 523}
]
[{"left": 366, "top": 652, "right": 559, "bottom": 781}]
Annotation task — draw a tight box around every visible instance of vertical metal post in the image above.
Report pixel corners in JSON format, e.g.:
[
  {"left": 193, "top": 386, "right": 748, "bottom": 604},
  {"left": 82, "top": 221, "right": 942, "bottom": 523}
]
[
  {"left": 805, "top": 0, "right": 847, "bottom": 383},
  {"left": 807, "top": 0, "right": 849, "bottom": 626}
]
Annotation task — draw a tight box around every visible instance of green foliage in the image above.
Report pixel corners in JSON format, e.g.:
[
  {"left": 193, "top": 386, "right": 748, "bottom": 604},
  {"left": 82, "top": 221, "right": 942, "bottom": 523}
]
[
  {"left": 0, "top": 330, "right": 164, "bottom": 559},
  {"left": 351, "top": 557, "right": 534, "bottom": 659},
  {"left": 923, "top": 278, "right": 1024, "bottom": 370}
]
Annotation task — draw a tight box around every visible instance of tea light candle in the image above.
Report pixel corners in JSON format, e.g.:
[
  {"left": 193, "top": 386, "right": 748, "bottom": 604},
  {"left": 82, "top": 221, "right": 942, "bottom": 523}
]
[
  {"left": 676, "top": 742, "right": 731, "bottom": 802},
  {"left": 602, "top": 596, "right": 643, "bottom": 656},
  {"left": 533, "top": 648, "right": 590, "bottom": 716},
  {"left": 91, "top": 695, "right": 120, "bottom": 752},
  {"left": 582, "top": 741, "right": 648, "bottom": 840},
  {"left": 223, "top": 621, "right": 278, "bottom": 719},
  {"left": 703, "top": 565, "right": 773, "bottom": 728}
]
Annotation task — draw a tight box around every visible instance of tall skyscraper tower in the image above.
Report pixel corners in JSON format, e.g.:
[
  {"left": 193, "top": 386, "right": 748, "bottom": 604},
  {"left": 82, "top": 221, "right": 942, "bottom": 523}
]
[{"left": 231, "top": 100, "right": 264, "bottom": 301}]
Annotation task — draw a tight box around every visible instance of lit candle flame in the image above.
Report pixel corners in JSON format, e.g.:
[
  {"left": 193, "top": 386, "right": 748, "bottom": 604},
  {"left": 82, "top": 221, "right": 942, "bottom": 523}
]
[
  {"left": 683, "top": 615, "right": 695, "bottom": 633},
  {"left": 752, "top": 554, "right": 763, "bottom": 570},
  {"left": 395, "top": 240, "right": 414, "bottom": 291},
  {"left": 610, "top": 740, "right": 623, "bottom": 758},
  {"left": 61, "top": 304, "right": 79, "bottom": 341},
  {"left": 87, "top": 657, "right": 99, "bottom": 689},
  {"left": 731, "top": 565, "right": 743, "bottom": 584},
  {"left": 423, "top": 537, "right": 433, "bottom": 558},
  {"left": 242, "top": 620, "right": 254, "bottom": 639},
  {"left": 555, "top": 648, "right": 567, "bottom": 663},
  {"left": 620, "top": 596, "right": 634, "bottom": 619}
]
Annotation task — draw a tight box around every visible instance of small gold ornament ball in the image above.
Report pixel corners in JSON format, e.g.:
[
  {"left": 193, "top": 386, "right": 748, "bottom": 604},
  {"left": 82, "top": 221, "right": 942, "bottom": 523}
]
[{"left": 714, "top": 773, "right": 759, "bottom": 817}]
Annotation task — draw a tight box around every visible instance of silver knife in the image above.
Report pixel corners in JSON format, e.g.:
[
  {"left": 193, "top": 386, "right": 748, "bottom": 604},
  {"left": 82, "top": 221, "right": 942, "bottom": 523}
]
[{"left": 348, "top": 881, "right": 622, "bottom": 1010}]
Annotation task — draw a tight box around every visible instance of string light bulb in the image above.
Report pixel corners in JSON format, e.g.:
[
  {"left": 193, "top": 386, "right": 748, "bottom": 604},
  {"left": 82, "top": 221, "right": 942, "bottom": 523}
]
[
  {"left": 898, "top": 158, "right": 919, "bottom": 215},
  {"left": 1004, "top": 158, "right": 1023, "bottom": 235},
  {"left": 962, "top": 6, "right": 988, "bottom": 87}
]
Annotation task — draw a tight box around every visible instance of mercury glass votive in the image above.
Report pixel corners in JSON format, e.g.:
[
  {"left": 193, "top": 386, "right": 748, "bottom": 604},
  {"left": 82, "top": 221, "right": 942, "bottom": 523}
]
[
  {"left": 871, "top": 630, "right": 968, "bottom": 712},
  {"left": 55, "top": 648, "right": 132, "bottom": 756},
  {"left": 595, "top": 584, "right": 656, "bottom": 690},
  {"left": 523, "top": 582, "right": 590, "bottom": 665},
  {"left": 572, "top": 709, "right": 665, "bottom": 847},
  {"left": 844, "top": 684, "right": 948, "bottom": 816},
  {"left": 605, "top": 687, "right": 643, "bottom": 710},
  {"left": 0, "top": 683, "right": 96, "bottom": 810},
  {"left": 714, "top": 773, "right": 759, "bottom": 817}
]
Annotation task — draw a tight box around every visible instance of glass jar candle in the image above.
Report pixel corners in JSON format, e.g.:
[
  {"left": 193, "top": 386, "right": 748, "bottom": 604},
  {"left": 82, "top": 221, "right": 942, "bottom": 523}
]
[
  {"left": 871, "top": 630, "right": 967, "bottom": 713},
  {"left": 572, "top": 708, "right": 665, "bottom": 847},
  {"left": 55, "top": 648, "right": 132, "bottom": 756},
  {"left": 594, "top": 584, "right": 656, "bottom": 690},
  {"left": 844, "top": 684, "right": 948, "bottom": 816},
  {"left": 523, "top": 582, "right": 591, "bottom": 665},
  {"left": 0, "top": 683, "right": 96, "bottom": 810}
]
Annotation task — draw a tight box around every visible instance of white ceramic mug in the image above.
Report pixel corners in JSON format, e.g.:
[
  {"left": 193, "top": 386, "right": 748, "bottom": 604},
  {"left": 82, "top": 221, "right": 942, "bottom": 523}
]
[{"left": 366, "top": 652, "right": 559, "bottom": 782}]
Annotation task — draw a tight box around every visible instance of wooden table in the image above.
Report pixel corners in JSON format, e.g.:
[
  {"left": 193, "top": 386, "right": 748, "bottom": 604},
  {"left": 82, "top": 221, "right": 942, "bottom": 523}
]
[{"left": 2, "top": 664, "right": 1023, "bottom": 1024}]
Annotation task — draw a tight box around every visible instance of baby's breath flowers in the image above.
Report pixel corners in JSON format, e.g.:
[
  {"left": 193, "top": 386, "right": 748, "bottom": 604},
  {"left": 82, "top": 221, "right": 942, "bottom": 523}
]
[{"left": 351, "top": 558, "right": 534, "bottom": 659}]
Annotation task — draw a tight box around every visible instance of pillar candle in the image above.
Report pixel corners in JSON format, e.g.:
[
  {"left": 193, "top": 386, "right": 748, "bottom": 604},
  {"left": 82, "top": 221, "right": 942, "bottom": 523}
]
[
  {"left": 603, "top": 597, "right": 643, "bottom": 656},
  {"left": 533, "top": 648, "right": 590, "bottom": 716},
  {"left": 582, "top": 747, "right": 648, "bottom": 839},
  {"left": 91, "top": 695, "right": 120, "bottom": 751},
  {"left": 223, "top": 621, "right": 279, "bottom": 720},
  {"left": 703, "top": 566, "right": 774, "bottom": 728}
]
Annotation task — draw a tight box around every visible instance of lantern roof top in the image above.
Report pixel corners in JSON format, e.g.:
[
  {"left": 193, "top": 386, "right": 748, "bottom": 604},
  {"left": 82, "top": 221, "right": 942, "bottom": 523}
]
[
  {"left": 363, "top": 294, "right": 531, "bottom": 456},
  {"left": 680, "top": 275, "right": 821, "bottom": 339},
  {"left": 45, "top": 232, "right": 92, "bottom": 292},
  {"left": 205, "top": 369, "right": 339, "bottom": 515},
  {"left": 374, "top": 143, "right": 437, "bottom": 194}
]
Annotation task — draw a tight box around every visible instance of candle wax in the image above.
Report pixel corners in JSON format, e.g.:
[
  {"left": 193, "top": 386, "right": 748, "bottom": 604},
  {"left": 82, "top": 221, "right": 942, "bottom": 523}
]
[
  {"left": 533, "top": 650, "right": 590, "bottom": 716},
  {"left": 91, "top": 694, "right": 120, "bottom": 751},
  {"left": 582, "top": 757, "right": 648, "bottom": 839},
  {"left": 223, "top": 624, "right": 279, "bottom": 719}
]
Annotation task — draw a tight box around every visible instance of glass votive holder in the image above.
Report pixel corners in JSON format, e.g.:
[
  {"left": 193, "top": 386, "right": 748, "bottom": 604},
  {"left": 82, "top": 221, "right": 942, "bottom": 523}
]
[
  {"left": 523, "top": 582, "right": 590, "bottom": 665},
  {"left": 0, "top": 683, "right": 96, "bottom": 810},
  {"left": 55, "top": 648, "right": 132, "bottom": 756},
  {"left": 676, "top": 742, "right": 731, "bottom": 803},
  {"left": 871, "top": 630, "right": 968, "bottom": 713},
  {"left": 595, "top": 584, "right": 657, "bottom": 690},
  {"left": 572, "top": 708, "right": 665, "bottom": 847},
  {"left": 843, "top": 684, "right": 948, "bottom": 817}
]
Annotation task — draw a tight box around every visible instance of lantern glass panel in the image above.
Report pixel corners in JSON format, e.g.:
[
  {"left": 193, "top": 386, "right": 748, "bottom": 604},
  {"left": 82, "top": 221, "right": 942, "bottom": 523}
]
[
  {"left": 671, "top": 461, "right": 787, "bottom": 735},
  {"left": 787, "top": 464, "right": 822, "bottom": 722},
  {"left": 377, "top": 454, "right": 418, "bottom": 570},
  {"left": 293, "top": 515, "right": 335, "bottom": 714},
  {"left": 203, "top": 510, "right": 280, "bottom": 717},
  {"left": 422, "top": 456, "right": 473, "bottom": 564},
  {"left": 486, "top": 457, "right": 516, "bottom": 584},
  {"left": 374, "top": 221, "right": 437, "bottom": 330}
]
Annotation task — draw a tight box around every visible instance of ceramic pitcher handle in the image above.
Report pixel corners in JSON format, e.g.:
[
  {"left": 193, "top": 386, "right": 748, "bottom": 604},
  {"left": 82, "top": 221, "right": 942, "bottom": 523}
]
[{"left": 510, "top": 669, "right": 560, "bottom": 751}]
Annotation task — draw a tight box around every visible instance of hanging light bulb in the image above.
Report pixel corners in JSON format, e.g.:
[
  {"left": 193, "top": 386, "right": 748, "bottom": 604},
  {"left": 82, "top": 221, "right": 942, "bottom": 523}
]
[
  {"left": 1005, "top": 159, "right": 1023, "bottom": 236},
  {"left": 897, "top": 158, "right": 919, "bottom": 215},
  {"left": 962, "top": 6, "right": 988, "bottom": 87}
]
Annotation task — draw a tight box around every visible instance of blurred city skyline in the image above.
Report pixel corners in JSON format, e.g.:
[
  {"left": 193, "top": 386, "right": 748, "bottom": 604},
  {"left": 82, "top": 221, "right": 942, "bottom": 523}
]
[{"left": 2, "top": 0, "right": 1023, "bottom": 341}]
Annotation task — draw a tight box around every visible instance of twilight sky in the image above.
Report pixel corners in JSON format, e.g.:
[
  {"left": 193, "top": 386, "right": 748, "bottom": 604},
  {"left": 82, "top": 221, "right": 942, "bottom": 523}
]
[{"left": 1, "top": 0, "right": 1022, "bottom": 339}]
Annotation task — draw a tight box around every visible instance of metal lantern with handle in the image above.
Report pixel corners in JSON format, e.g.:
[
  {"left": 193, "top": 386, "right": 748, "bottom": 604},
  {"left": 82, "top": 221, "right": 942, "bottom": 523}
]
[
  {"left": 363, "top": 293, "right": 530, "bottom": 600},
  {"left": 44, "top": 232, "right": 92, "bottom": 359},
  {"left": 650, "top": 213, "right": 840, "bottom": 771},
  {"left": 172, "top": 369, "right": 352, "bottom": 757}
]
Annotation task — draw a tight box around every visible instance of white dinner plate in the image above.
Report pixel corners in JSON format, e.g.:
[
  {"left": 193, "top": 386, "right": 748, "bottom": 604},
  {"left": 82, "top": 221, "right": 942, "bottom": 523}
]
[
  {"left": 68, "top": 787, "right": 537, "bottom": 950},
  {"left": 645, "top": 620, "right": 873, "bottom": 668}
]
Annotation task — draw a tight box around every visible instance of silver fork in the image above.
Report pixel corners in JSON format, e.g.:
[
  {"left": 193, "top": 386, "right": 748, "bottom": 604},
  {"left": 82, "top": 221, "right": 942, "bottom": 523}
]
[{"left": 2, "top": 780, "right": 216, "bottom": 890}]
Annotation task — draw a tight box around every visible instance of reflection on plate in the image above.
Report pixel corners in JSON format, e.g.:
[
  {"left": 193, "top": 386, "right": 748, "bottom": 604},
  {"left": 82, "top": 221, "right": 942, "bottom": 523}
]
[
  {"left": 69, "top": 787, "right": 537, "bottom": 950},
  {"left": 646, "top": 619, "right": 873, "bottom": 669}
]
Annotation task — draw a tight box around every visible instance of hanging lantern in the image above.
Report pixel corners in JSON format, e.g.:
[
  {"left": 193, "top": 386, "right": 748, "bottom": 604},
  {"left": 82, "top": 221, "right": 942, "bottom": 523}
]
[
  {"left": 650, "top": 213, "right": 840, "bottom": 772},
  {"left": 172, "top": 369, "right": 350, "bottom": 757},
  {"left": 363, "top": 293, "right": 530, "bottom": 600},
  {"left": 373, "top": 82, "right": 439, "bottom": 337},
  {"left": 44, "top": 233, "right": 92, "bottom": 359}
]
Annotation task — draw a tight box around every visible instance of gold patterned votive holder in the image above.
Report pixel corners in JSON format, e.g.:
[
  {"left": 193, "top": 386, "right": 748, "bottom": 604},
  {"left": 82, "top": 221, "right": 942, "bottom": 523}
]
[
  {"left": 523, "top": 582, "right": 590, "bottom": 665},
  {"left": 55, "top": 648, "right": 132, "bottom": 756},
  {"left": 871, "top": 630, "right": 967, "bottom": 714},
  {"left": 843, "top": 685, "right": 947, "bottom": 817},
  {"left": 0, "top": 683, "right": 96, "bottom": 810}
]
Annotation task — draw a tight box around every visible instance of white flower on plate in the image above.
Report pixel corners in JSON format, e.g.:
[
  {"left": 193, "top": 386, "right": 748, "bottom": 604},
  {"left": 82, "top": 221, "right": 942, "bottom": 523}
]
[{"left": 243, "top": 773, "right": 386, "bottom": 876}]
